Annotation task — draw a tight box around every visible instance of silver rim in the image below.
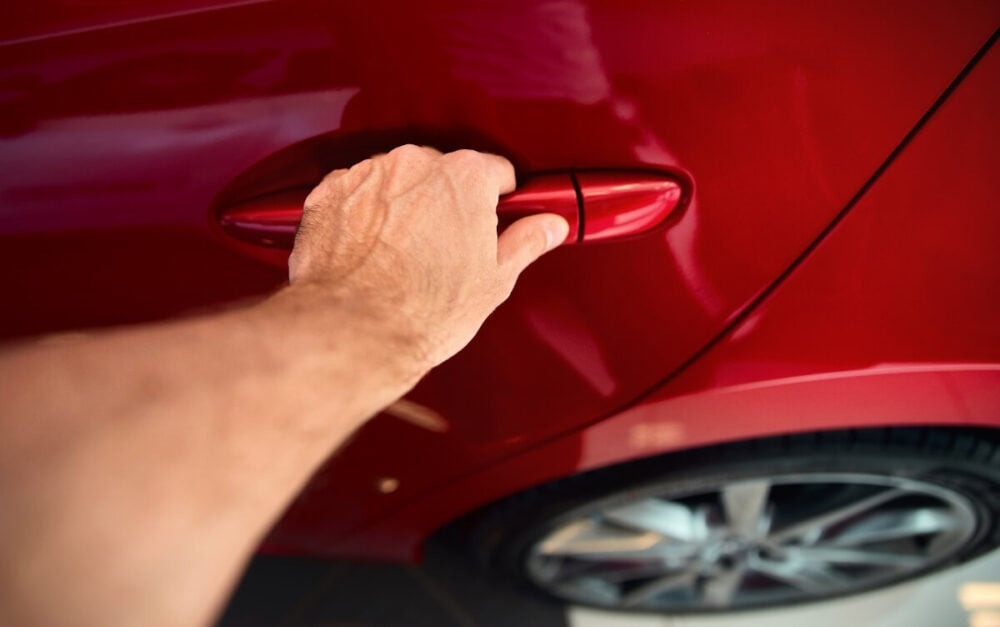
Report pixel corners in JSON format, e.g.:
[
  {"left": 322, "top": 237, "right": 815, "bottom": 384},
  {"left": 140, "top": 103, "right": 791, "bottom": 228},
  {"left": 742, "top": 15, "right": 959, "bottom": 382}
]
[{"left": 525, "top": 473, "right": 978, "bottom": 611}]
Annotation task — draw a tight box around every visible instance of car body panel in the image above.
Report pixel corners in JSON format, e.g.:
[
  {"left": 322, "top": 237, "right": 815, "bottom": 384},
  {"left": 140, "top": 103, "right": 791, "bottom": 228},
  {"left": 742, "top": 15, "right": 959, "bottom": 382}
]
[
  {"left": 0, "top": 1, "right": 997, "bottom": 556},
  {"left": 340, "top": 39, "right": 1000, "bottom": 560}
]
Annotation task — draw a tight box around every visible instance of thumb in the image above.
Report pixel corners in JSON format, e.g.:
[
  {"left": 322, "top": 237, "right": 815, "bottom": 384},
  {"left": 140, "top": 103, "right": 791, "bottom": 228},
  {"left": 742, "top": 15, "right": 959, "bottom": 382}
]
[{"left": 497, "top": 213, "right": 570, "bottom": 284}]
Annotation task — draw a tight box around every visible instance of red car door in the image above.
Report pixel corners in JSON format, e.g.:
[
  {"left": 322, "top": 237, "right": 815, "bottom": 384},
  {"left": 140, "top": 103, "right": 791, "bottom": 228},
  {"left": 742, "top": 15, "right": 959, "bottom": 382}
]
[{"left": 1, "top": 0, "right": 996, "bottom": 553}]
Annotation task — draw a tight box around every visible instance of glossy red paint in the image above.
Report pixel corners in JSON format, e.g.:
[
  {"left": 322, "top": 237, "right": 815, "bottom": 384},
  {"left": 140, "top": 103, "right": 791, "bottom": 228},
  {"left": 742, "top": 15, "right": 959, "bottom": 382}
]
[
  {"left": 218, "top": 188, "right": 311, "bottom": 249},
  {"left": 0, "top": 1, "right": 997, "bottom": 560},
  {"left": 576, "top": 172, "right": 682, "bottom": 243},
  {"left": 339, "top": 36, "right": 1000, "bottom": 561}
]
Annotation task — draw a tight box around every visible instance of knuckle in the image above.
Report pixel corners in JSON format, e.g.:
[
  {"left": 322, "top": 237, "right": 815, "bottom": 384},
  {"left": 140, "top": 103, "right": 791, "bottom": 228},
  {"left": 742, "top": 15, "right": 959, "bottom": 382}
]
[
  {"left": 321, "top": 166, "right": 349, "bottom": 185},
  {"left": 449, "top": 148, "right": 481, "bottom": 161},
  {"left": 310, "top": 169, "right": 348, "bottom": 201},
  {"left": 390, "top": 143, "right": 419, "bottom": 156},
  {"left": 442, "top": 151, "right": 492, "bottom": 188},
  {"left": 444, "top": 149, "right": 482, "bottom": 168},
  {"left": 348, "top": 159, "right": 371, "bottom": 173},
  {"left": 389, "top": 143, "right": 434, "bottom": 162},
  {"left": 303, "top": 187, "right": 324, "bottom": 211},
  {"left": 444, "top": 150, "right": 485, "bottom": 175}
]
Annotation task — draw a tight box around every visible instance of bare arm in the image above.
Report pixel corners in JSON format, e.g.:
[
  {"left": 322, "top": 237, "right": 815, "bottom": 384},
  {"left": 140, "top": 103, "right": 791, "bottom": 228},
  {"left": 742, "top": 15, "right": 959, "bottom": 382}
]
[{"left": 0, "top": 146, "right": 569, "bottom": 627}]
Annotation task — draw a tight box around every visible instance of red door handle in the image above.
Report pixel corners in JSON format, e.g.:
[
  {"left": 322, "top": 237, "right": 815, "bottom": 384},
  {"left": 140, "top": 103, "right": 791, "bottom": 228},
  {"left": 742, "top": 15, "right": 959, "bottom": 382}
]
[
  {"left": 217, "top": 172, "right": 681, "bottom": 250},
  {"left": 573, "top": 172, "right": 683, "bottom": 243}
]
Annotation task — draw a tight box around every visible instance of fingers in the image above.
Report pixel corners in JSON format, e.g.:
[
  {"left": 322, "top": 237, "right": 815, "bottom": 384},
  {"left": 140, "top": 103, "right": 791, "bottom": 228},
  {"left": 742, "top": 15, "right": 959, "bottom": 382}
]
[
  {"left": 442, "top": 149, "right": 517, "bottom": 196},
  {"left": 476, "top": 152, "right": 517, "bottom": 195},
  {"left": 497, "top": 213, "right": 569, "bottom": 288}
]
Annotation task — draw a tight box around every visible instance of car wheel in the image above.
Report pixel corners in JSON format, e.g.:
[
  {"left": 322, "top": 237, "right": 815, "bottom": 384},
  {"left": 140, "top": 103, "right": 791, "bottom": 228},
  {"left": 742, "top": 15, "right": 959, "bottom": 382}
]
[{"left": 468, "top": 427, "right": 1000, "bottom": 613}]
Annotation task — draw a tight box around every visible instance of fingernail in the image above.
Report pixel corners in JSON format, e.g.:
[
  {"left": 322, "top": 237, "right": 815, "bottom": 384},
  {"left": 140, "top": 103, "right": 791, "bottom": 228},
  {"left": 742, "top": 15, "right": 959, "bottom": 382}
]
[{"left": 544, "top": 218, "right": 570, "bottom": 250}]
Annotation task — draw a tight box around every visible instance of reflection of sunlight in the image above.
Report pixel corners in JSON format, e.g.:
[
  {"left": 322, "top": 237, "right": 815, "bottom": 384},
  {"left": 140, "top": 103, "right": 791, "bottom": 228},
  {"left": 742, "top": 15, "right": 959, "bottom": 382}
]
[
  {"left": 2, "top": 0, "right": 273, "bottom": 46},
  {"left": 711, "top": 362, "right": 1000, "bottom": 395},
  {"left": 663, "top": 197, "right": 728, "bottom": 315},
  {"left": 962, "top": 582, "right": 1000, "bottom": 627},
  {"left": 525, "top": 298, "right": 616, "bottom": 397},
  {"left": 438, "top": 0, "right": 727, "bottom": 319},
  {"left": 971, "top": 612, "right": 1000, "bottom": 627},
  {"left": 607, "top": 101, "right": 727, "bottom": 314},
  {"left": 375, "top": 477, "right": 400, "bottom": 494},
  {"left": 440, "top": 0, "right": 611, "bottom": 104},
  {"left": 962, "top": 583, "right": 1000, "bottom": 609},
  {"left": 385, "top": 398, "right": 449, "bottom": 433},
  {"left": 0, "top": 89, "right": 359, "bottom": 232},
  {"left": 628, "top": 421, "right": 685, "bottom": 450}
]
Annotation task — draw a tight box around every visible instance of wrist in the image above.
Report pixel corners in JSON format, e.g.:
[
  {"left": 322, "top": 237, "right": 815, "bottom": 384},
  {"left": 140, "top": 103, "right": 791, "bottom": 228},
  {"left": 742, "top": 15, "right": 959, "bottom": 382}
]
[{"left": 258, "top": 282, "right": 432, "bottom": 392}]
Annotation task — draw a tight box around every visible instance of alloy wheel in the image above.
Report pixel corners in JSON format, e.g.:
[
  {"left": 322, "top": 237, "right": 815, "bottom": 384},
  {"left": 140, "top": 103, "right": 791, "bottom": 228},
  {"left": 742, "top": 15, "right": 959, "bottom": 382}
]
[{"left": 524, "top": 473, "right": 978, "bottom": 610}]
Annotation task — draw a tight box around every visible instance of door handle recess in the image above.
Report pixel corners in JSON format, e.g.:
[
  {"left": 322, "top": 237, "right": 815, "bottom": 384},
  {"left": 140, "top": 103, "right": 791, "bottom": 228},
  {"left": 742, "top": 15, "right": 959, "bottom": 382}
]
[{"left": 217, "top": 172, "right": 681, "bottom": 249}]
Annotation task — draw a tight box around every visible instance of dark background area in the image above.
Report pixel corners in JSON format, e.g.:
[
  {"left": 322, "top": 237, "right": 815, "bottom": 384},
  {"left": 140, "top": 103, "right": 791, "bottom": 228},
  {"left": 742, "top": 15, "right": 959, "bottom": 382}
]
[{"left": 218, "top": 535, "right": 570, "bottom": 627}]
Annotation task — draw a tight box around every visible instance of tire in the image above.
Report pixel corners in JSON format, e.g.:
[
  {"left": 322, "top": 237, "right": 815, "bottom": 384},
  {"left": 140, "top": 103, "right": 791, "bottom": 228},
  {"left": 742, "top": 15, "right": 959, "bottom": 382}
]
[{"left": 464, "top": 427, "right": 1000, "bottom": 613}]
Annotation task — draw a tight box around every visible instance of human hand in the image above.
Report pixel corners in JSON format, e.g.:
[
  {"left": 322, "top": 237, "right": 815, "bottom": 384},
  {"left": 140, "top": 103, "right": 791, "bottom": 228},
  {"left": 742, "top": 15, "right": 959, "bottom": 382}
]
[
  {"left": 0, "top": 149, "right": 564, "bottom": 627},
  {"left": 287, "top": 145, "right": 569, "bottom": 372}
]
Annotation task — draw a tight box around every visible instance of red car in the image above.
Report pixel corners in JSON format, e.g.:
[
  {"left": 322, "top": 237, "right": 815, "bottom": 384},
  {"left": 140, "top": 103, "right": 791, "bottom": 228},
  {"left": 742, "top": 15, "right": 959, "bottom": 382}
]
[{"left": 2, "top": 0, "right": 998, "bottom": 613}]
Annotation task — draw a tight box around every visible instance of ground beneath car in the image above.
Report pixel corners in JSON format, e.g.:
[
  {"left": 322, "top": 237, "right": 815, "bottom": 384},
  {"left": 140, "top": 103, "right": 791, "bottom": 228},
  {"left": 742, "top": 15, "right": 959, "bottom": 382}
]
[{"left": 218, "top": 538, "right": 998, "bottom": 627}]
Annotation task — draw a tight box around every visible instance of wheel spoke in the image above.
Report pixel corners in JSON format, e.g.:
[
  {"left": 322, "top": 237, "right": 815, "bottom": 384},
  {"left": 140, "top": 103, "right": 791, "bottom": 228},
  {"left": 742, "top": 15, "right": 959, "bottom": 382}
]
[
  {"left": 604, "top": 498, "right": 707, "bottom": 542},
  {"left": 832, "top": 508, "right": 955, "bottom": 546},
  {"left": 702, "top": 564, "right": 748, "bottom": 607},
  {"left": 769, "top": 487, "right": 906, "bottom": 544},
  {"left": 751, "top": 558, "right": 851, "bottom": 594},
  {"left": 721, "top": 479, "right": 771, "bottom": 537},
  {"left": 594, "top": 561, "right": 687, "bottom": 584},
  {"left": 786, "top": 546, "right": 924, "bottom": 569},
  {"left": 621, "top": 567, "right": 698, "bottom": 608}
]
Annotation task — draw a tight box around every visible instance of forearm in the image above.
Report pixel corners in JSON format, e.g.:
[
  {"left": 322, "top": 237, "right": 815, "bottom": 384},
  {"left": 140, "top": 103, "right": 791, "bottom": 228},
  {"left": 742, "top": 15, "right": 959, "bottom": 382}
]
[
  {"left": 0, "top": 284, "right": 423, "bottom": 627},
  {"left": 0, "top": 145, "right": 563, "bottom": 627}
]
